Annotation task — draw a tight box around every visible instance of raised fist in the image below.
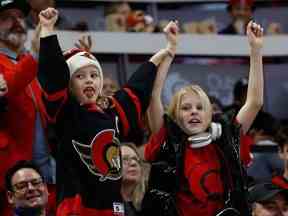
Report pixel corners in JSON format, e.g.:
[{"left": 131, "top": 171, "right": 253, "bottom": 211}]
[
  {"left": 39, "top": 7, "right": 59, "bottom": 29},
  {"left": 247, "top": 21, "right": 264, "bottom": 50}
]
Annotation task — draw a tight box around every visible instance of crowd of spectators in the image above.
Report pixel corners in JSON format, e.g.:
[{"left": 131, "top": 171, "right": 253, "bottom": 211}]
[
  {"left": 102, "top": 0, "right": 285, "bottom": 34},
  {"left": 20, "top": 0, "right": 286, "bottom": 35},
  {"left": 0, "top": 0, "right": 288, "bottom": 216}
]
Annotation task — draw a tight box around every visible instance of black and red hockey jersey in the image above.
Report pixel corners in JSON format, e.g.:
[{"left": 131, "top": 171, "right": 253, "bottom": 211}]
[{"left": 38, "top": 35, "right": 157, "bottom": 216}]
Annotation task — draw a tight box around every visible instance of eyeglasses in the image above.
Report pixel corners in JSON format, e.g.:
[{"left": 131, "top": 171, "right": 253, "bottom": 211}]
[
  {"left": 12, "top": 178, "right": 44, "bottom": 193},
  {"left": 122, "top": 155, "right": 141, "bottom": 165}
]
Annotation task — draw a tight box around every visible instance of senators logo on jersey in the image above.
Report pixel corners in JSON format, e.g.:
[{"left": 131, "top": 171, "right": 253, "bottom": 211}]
[{"left": 72, "top": 129, "right": 121, "bottom": 181}]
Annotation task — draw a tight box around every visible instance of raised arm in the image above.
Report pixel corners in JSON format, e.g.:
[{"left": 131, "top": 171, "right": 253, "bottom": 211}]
[
  {"left": 38, "top": 8, "right": 70, "bottom": 94},
  {"left": 112, "top": 21, "right": 178, "bottom": 141},
  {"left": 236, "top": 21, "right": 264, "bottom": 134},
  {"left": 123, "top": 21, "right": 179, "bottom": 112},
  {"left": 147, "top": 21, "right": 179, "bottom": 133}
]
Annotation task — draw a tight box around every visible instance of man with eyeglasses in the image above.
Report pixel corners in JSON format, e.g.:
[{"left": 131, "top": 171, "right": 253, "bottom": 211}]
[
  {"left": 5, "top": 160, "right": 49, "bottom": 216},
  {"left": 0, "top": 0, "right": 56, "bottom": 215}
]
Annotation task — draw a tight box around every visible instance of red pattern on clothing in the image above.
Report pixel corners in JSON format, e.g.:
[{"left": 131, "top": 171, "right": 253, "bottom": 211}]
[
  {"left": 177, "top": 144, "right": 224, "bottom": 216},
  {"left": 123, "top": 87, "right": 143, "bottom": 128},
  {"left": 272, "top": 175, "right": 288, "bottom": 189},
  {"left": 145, "top": 126, "right": 224, "bottom": 216},
  {"left": 111, "top": 97, "right": 130, "bottom": 137}
]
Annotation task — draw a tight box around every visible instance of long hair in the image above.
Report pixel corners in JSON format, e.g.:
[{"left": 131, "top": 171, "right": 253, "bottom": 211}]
[{"left": 121, "top": 143, "right": 147, "bottom": 210}]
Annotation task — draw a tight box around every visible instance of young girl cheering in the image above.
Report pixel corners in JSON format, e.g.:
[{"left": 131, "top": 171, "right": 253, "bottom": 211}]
[{"left": 38, "top": 7, "right": 178, "bottom": 216}]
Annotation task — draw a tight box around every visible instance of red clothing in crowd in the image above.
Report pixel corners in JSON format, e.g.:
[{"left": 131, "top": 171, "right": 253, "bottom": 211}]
[
  {"left": 240, "top": 134, "right": 253, "bottom": 167},
  {"left": 272, "top": 175, "right": 288, "bottom": 189},
  {"left": 0, "top": 53, "right": 55, "bottom": 215},
  {"left": 0, "top": 53, "right": 38, "bottom": 191}
]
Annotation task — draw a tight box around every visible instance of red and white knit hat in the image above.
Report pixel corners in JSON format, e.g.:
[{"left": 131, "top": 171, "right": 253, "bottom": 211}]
[{"left": 64, "top": 48, "right": 103, "bottom": 92}]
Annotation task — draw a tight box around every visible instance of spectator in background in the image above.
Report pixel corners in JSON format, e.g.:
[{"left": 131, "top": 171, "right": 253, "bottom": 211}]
[
  {"left": 249, "top": 183, "right": 288, "bottom": 216},
  {"left": 121, "top": 143, "right": 178, "bottom": 216},
  {"left": 102, "top": 76, "right": 119, "bottom": 97},
  {"left": 183, "top": 19, "right": 217, "bottom": 34},
  {"left": 105, "top": 1, "right": 156, "bottom": 33},
  {"left": 272, "top": 126, "right": 288, "bottom": 189},
  {"left": 5, "top": 160, "right": 49, "bottom": 216},
  {"left": 26, "top": 0, "right": 73, "bottom": 30},
  {"left": 127, "top": 10, "right": 159, "bottom": 33},
  {"left": 248, "top": 111, "right": 284, "bottom": 183},
  {"left": 121, "top": 143, "right": 146, "bottom": 215},
  {"left": 0, "top": 1, "right": 56, "bottom": 215},
  {"left": 267, "top": 22, "right": 282, "bottom": 35},
  {"left": 105, "top": 1, "right": 131, "bottom": 32},
  {"left": 219, "top": 0, "right": 255, "bottom": 35}
]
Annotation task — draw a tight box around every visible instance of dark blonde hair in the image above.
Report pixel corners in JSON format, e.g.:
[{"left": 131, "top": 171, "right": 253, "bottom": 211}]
[{"left": 121, "top": 143, "right": 147, "bottom": 210}]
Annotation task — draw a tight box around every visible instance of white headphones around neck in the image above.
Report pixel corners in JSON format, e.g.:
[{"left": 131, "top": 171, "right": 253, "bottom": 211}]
[{"left": 188, "top": 122, "right": 222, "bottom": 148}]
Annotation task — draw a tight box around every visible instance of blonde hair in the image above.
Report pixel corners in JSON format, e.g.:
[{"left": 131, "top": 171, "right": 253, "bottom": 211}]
[
  {"left": 121, "top": 143, "right": 147, "bottom": 210},
  {"left": 167, "top": 84, "right": 212, "bottom": 126}
]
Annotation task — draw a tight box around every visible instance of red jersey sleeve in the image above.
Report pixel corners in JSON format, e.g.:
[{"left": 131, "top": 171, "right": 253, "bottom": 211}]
[
  {"left": 234, "top": 117, "right": 253, "bottom": 167},
  {"left": 144, "top": 125, "right": 167, "bottom": 161}
]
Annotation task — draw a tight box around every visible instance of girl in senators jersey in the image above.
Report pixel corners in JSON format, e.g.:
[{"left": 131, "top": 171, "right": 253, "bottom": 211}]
[{"left": 37, "top": 7, "right": 178, "bottom": 216}]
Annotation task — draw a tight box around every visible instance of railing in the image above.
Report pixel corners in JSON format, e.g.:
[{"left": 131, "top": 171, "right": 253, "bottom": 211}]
[{"left": 27, "top": 30, "right": 288, "bottom": 56}]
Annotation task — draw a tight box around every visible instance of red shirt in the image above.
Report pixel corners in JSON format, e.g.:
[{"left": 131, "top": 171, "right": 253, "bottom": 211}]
[
  {"left": 177, "top": 144, "right": 224, "bottom": 216},
  {"left": 145, "top": 127, "right": 224, "bottom": 216},
  {"left": 0, "top": 53, "right": 41, "bottom": 191}
]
